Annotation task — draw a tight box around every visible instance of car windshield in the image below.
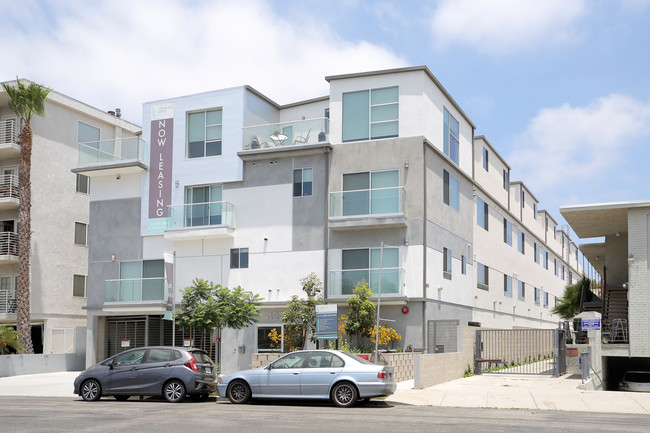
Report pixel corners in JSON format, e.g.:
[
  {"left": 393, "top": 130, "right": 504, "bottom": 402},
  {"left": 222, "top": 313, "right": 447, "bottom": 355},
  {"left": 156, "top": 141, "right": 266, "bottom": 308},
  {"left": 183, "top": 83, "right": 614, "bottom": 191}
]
[
  {"left": 340, "top": 351, "right": 375, "bottom": 365},
  {"left": 191, "top": 350, "right": 213, "bottom": 364}
]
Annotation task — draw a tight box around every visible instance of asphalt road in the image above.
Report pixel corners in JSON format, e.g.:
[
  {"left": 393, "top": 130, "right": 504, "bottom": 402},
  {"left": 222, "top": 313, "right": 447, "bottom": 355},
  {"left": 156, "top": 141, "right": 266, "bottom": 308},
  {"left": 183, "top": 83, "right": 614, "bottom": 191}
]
[{"left": 2, "top": 396, "right": 649, "bottom": 433}]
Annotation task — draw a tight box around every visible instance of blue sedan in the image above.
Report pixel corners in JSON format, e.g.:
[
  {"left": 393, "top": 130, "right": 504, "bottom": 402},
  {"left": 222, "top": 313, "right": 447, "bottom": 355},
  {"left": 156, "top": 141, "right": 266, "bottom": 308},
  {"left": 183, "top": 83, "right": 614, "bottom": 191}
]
[{"left": 217, "top": 350, "right": 395, "bottom": 407}]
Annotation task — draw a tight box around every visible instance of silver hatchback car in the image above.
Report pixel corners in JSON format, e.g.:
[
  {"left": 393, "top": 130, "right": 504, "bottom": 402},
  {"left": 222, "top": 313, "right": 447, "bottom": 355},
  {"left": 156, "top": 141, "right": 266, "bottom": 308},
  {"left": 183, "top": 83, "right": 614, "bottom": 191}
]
[
  {"left": 217, "top": 350, "right": 395, "bottom": 407},
  {"left": 74, "top": 346, "right": 216, "bottom": 402}
]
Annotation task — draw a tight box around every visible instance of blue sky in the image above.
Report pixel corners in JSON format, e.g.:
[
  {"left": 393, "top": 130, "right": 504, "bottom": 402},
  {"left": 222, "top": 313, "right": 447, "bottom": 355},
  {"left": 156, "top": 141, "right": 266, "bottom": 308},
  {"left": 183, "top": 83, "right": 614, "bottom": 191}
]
[{"left": 2, "top": 0, "right": 649, "bottom": 240}]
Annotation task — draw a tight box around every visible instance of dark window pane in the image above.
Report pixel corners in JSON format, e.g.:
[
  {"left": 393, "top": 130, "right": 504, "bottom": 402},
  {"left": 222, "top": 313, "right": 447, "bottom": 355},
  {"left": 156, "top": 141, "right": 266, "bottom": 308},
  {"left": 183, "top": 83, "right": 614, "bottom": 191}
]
[
  {"left": 206, "top": 140, "right": 222, "bottom": 156},
  {"left": 230, "top": 249, "right": 239, "bottom": 268},
  {"left": 240, "top": 248, "right": 249, "bottom": 268},
  {"left": 188, "top": 141, "right": 204, "bottom": 158},
  {"left": 303, "top": 181, "right": 312, "bottom": 196}
]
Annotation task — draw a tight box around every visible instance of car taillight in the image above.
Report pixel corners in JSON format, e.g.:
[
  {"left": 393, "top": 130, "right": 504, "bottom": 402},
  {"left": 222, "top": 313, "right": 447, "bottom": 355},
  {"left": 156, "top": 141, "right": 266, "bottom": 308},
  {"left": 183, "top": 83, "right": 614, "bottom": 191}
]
[
  {"left": 184, "top": 353, "right": 199, "bottom": 372},
  {"left": 377, "top": 371, "right": 387, "bottom": 379}
]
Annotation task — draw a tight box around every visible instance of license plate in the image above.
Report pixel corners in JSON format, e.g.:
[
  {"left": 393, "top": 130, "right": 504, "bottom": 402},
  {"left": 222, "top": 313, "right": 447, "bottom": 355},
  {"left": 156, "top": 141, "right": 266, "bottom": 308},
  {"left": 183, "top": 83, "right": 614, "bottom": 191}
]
[{"left": 205, "top": 367, "right": 212, "bottom": 374}]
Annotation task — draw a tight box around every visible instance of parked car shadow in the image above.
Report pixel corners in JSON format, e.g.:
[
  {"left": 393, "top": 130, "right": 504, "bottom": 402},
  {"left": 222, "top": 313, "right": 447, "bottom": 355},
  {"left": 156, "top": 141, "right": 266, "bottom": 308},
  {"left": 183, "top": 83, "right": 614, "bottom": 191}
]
[{"left": 216, "top": 397, "right": 394, "bottom": 409}]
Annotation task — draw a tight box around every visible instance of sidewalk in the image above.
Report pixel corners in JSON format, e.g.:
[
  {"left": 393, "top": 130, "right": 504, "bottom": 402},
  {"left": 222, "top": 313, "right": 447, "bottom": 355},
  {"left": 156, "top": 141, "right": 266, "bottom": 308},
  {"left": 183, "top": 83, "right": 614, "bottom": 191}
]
[
  {"left": 386, "top": 373, "right": 650, "bottom": 415},
  {"left": 0, "top": 371, "right": 78, "bottom": 398}
]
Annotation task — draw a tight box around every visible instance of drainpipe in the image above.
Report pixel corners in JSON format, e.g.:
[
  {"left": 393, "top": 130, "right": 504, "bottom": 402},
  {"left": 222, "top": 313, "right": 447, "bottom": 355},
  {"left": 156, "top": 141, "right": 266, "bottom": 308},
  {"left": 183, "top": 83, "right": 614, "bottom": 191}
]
[
  {"left": 323, "top": 146, "right": 331, "bottom": 302},
  {"left": 422, "top": 140, "right": 427, "bottom": 350}
]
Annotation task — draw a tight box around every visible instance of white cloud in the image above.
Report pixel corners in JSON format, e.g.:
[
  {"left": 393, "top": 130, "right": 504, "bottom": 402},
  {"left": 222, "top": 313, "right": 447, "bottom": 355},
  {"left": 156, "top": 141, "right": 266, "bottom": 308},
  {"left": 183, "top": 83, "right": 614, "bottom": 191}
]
[
  {"left": 508, "top": 94, "right": 650, "bottom": 194},
  {"left": 429, "top": 0, "right": 586, "bottom": 55},
  {"left": 0, "top": 0, "right": 406, "bottom": 124}
]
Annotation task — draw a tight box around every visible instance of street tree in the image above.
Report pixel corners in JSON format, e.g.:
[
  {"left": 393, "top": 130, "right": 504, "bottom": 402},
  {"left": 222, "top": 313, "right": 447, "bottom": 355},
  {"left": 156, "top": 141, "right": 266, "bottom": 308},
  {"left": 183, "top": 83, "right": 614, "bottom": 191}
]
[
  {"left": 281, "top": 273, "right": 323, "bottom": 349},
  {"left": 552, "top": 277, "right": 591, "bottom": 319},
  {"left": 344, "top": 280, "right": 376, "bottom": 349},
  {"left": 1, "top": 78, "right": 51, "bottom": 354},
  {"left": 0, "top": 325, "right": 23, "bottom": 354}
]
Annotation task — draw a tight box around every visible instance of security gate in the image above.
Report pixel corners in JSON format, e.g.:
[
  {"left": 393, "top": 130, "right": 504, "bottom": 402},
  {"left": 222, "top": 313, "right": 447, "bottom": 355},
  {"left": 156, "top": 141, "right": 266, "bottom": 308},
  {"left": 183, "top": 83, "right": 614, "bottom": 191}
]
[{"left": 474, "top": 329, "right": 566, "bottom": 377}]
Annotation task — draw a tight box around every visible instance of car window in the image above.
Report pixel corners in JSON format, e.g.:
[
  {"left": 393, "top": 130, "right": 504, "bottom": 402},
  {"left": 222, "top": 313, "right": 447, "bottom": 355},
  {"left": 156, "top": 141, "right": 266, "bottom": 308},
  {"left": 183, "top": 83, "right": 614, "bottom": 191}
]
[
  {"left": 191, "top": 350, "right": 212, "bottom": 364},
  {"left": 340, "top": 351, "right": 374, "bottom": 365},
  {"left": 331, "top": 354, "right": 345, "bottom": 368},
  {"left": 113, "top": 349, "right": 146, "bottom": 366},
  {"left": 272, "top": 352, "right": 309, "bottom": 369},
  {"left": 173, "top": 350, "right": 183, "bottom": 360},
  {"left": 306, "top": 352, "right": 344, "bottom": 368},
  {"left": 146, "top": 349, "right": 171, "bottom": 363}
]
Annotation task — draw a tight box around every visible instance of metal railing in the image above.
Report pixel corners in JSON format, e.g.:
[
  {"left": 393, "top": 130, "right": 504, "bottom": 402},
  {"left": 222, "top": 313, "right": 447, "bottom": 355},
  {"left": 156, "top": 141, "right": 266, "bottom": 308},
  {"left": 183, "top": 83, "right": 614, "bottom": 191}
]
[
  {"left": 329, "top": 268, "right": 403, "bottom": 296},
  {"left": 0, "top": 119, "right": 18, "bottom": 145},
  {"left": 0, "top": 174, "right": 18, "bottom": 200},
  {"left": 330, "top": 187, "right": 405, "bottom": 217},
  {"left": 475, "top": 329, "right": 559, "bottom": 375},
  {"left": 78, "top": 137, "right": 147, "bottom": 166},
  {"left": 0, "top": 232, "right": 18, "bottom": 256},
  {"left": 105, "top": 277, "right": 167, "bottom": 302},
  {"left": 243, "top": 117, "right": 329, "bottom": 150},
  {"left": 167, "top": 201, "right": 235, "bottom": 229},
  {"left": 0, "top": 289, "right": 17, "bottom": 313},
  {"left": 602, "top": 319, "right": 629, "bottom": 344}
]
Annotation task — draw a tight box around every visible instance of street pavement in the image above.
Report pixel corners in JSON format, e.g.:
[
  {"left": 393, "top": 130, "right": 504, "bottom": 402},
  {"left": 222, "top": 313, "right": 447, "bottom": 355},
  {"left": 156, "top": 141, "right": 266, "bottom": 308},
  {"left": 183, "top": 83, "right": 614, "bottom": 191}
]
[{"left": 1, "top": 370, "right": 650, "bottom": 415}]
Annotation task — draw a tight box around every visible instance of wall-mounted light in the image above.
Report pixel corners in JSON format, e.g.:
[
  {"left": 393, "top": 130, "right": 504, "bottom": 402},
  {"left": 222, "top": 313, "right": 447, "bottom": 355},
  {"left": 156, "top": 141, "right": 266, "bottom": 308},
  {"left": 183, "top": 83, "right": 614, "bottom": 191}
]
[
  {"left": 404, "top": 160, "right": 409, "bottom": 168},
  {"left": 111, "top": 254, "right": 116, "bottom": 262}
]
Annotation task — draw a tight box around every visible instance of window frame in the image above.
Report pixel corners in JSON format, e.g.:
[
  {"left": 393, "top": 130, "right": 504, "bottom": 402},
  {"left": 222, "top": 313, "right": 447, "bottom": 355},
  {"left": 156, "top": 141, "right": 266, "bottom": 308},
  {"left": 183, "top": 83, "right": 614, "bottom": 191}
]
[
  {"left": 477, "top": 262, "right": 489, "bottom": 290},
  {"left": 342, "top": 86, "right": 399, "bottom": 142},
  {"left": 76, "top": 173, "right": 90, "bottom": 194},
  {"left": 443, "top": 169, "right": 459, "bottom": 211},
  {"left": 186, "top": 108, "right": 223, "bottom": 159},
  {"left": 230, "top": 248, "right": 249, "bottom": 269},
  {"left": 443, "top": 247, "right": 452, "bottom": 280},
  {"left": 504, "top": 275, "right": 513, "bottom": 298},
  {"left": 518, "top": 280, "right": 525, "bottom": 301},
  {"left": 517, "top": 230, "right": 525, "bottom": 255},
  {"left": 482, "top": 147, "right": 489, "bottom": 171},
  {"left": 503, "top": 219, "right": 512, "bottom": 246},
  {"left": 477, "top": 197, "right": 488, "bottom": 231},
  {"left": 74, "top": 222, "right": 88, "bottom": 246},
  {"left": 461, "top": 255, "right": 467, "bottom": 275},
  {"left": 256, "top": 324, "right": 284, "bottom": 352},
  {"left": 443, "top": 107, "right": 460, "bottom": 165},
  {"left": 293, "top": 167, "right": 313, "bottom": 197},
  {"left": 73, "top": 274, "right": 87, "bottom": 298}
]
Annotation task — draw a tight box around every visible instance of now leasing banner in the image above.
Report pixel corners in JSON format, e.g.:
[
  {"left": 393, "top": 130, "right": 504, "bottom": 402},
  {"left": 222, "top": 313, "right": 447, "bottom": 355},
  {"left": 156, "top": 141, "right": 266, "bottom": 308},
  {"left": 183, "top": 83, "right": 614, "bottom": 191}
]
[
  {"left": 163, "top": 250, "right": 175, "bottom": 321},
  {"left": 148, "top": 103, "right": 174, "bottom": 233}
]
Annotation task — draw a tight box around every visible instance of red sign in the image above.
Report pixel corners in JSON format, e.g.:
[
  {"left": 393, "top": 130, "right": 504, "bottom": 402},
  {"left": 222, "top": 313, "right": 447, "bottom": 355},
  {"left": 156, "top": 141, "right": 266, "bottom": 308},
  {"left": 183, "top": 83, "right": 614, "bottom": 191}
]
[
  {"left": 402, "top": 306, "right": 409, "bottom": 314},
  {"left": 566, "top": 348, "right": 579, "bottom": 356}
]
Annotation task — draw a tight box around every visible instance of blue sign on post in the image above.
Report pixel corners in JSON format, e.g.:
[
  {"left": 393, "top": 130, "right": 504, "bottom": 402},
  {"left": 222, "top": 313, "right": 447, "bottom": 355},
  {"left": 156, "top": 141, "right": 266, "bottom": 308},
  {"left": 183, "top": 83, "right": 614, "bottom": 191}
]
[
  {"left": 581, "top": 318, "right": 601, "bottom": 331},
  {"left": 315, "top": 304, "right": 338, "bottom": 340}
]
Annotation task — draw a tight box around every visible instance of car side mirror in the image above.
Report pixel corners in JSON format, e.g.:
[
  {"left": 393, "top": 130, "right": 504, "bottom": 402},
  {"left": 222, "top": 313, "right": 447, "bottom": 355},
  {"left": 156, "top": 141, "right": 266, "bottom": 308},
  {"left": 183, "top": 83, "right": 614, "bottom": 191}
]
[
  {"left": 265, "top": 364, "right": 272, "bottom": 370},
  {"left": 108, "top": 360, "right": 115, "bottom": 370}
]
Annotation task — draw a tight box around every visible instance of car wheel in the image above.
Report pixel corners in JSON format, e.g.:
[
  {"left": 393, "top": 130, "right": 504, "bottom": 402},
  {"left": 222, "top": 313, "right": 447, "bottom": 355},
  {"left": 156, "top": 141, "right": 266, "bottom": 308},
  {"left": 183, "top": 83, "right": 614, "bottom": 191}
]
[
  {"left": 164, "top": 380, "right": 186, "bottom": 403},
  {"left": 81, "top": 379, "right": 101, "bottom": 401},
  {"left": 227, "top": 380, "right": 251, "bottom": 404},
  {"left": 114, "top": 395, "right": 129, "bottom": 401},
  {"left": 331, "top": 382, "right": 357, "bottom": 407},
  {"left": 190, "top": 393, "right": 209, "bottom": 402}
]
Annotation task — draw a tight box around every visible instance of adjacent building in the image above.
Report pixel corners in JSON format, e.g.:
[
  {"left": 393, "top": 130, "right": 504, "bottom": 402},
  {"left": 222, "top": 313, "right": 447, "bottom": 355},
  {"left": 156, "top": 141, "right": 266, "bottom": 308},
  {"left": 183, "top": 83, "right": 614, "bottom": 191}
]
[
  {"left": 75, "top": 66, "right": 588, "bottom": 372},
  {"left": 0, "top": 81, "right": 141, "bottom": 354}
]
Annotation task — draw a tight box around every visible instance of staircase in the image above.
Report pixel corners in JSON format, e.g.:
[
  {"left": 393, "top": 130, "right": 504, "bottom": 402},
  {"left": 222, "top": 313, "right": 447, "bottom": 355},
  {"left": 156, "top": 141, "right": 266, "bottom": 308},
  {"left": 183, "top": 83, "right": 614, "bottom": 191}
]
[{"left": 602, "top": 287, "right": 628, "bottom": 321}]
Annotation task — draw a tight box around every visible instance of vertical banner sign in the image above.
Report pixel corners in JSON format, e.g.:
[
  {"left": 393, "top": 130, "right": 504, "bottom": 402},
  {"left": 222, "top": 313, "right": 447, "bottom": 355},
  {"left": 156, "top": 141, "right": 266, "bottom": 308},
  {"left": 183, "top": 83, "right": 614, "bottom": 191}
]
[
  {"left": 163, "top": 251, "right": 174, "bottom": 321},
  {"left": 148, "top": 103, "right": 174, "bottom": 234}
]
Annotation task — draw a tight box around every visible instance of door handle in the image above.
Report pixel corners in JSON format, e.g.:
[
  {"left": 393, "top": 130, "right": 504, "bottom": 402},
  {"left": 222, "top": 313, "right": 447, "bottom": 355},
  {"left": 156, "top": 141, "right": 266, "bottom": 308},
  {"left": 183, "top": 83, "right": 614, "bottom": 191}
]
[
  {"left": 329, "top": 371, "right": 337, "bottom": 374},
  {"left": 292, "top": 371, "right": 300, "bottom": 375}
]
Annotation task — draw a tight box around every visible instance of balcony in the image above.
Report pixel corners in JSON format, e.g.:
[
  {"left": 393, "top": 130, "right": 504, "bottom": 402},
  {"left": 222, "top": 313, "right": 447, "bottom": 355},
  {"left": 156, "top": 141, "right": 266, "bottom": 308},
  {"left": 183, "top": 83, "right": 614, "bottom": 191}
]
[
  {"left": 0, "top": 232, "right": 18, "bottom": 262},
  {"left": 329, "top": 268, "right": 404, "bottom": 297},
  {"left": 0, "top": 119, "right": 21, "bottom": 159},
  {"left": 242, "top": 117, "right": 329, "bottom": 150},
  {"left": 105, "top": 277, "right": 166, "bottom": 303},
  {"left": 329, "top": 187, "right": 406, "bottom": 230},
  {"left": 73, "top": 137, "right": 148, "bottom": 177},
  {"left": 0, "top": 289, "right": 17, "bottom": 314},
  {"left": 165, "top": 201, "right": 235, "bottom": 240},
  {"left": 0, "top": 174, "right": 18, "bottom": 210}
]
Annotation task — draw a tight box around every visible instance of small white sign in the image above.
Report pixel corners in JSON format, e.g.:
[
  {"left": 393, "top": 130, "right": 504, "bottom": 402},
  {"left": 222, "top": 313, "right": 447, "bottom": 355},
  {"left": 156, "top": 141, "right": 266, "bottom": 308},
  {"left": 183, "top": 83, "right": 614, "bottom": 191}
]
[
  {"left": 121, "top": 340, "right": 130, "bottom": 348},
  {"left": 151, "top": 102, "right": 174, "bottom": 120},
  {"left": 582, "top": 318, "right": 601, "bottom": 331},
  {"left": 316, "top": 304, "right": 337, "bottom": 314},
  {"left": 183, "top": 339, "right": 192, "bottom": 347}
]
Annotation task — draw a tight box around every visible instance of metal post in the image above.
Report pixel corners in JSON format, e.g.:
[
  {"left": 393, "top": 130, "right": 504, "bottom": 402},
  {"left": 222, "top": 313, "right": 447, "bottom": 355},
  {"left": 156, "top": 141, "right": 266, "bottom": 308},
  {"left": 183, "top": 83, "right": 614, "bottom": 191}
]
[
  {"left": 172, "top": 251, "right": 176, "bottom": 347},
  {"left": 374, "top": 242, "right": 384, "bottom": 364},
  {"left": 474, "top": 330, "right": 482, "bottom": 375}
]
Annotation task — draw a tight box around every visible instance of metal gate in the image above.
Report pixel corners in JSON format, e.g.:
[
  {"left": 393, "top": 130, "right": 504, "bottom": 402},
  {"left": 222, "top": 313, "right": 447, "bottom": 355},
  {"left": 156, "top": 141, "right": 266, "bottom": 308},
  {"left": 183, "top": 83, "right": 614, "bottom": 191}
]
[
  {"left": 474, "top": 329, "right": 566, "bottom": 377},
  {"left": 427, "top": 320, "right": 459, "bottom": 354}
]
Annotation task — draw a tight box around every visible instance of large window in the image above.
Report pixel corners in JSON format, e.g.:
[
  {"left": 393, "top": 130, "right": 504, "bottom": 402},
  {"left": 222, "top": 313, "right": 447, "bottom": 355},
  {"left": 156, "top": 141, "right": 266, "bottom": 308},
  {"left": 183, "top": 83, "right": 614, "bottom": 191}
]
[
  {"left": 115, "top": 260, "right": 165, "bottom": 302},
  {"left": 293, "top": 168, "right": 313, "bottom": 197},
  {"left": 443, "top": 247, "right": 452, "bottom": 280},
  {"left": 184, "top": 185, "right": 223, "bottom": 227},
  {"left": 187, "top": 109, "right": 222, "bottom": 158},
  {"left": 73, "top": 274, "right": 86, "bottom": 298},
  {"left": 504, "top": 219, "right": 512, "bottom": 246},
  {"left": 443, "top": 169, "right": 459, "bottom": 211},
  {"left": 477, "top": 197, "right": 488, "bottom": 231},
  {"left": 231, "top": 248, "right": 249, "bottom": 269},
  {"left": 477, "top": 262, "right": 489, "bottom": 290},
  {"left": 341, "top": 170, "right": 400, "bottom": 216},
  {"left": 504, "top": 275, "right": 513, "bottom": 298},
  {"left": 78, "top": 121, "right": 100, "bottom": 146},
  {"left": 74, "top": 222, "right": 87, "bottom": 246},
  {"left": 340, "top": 247, "right": 399, "bottom": 295},
  {"left": 257, "top": 325, "right": 282, "bottom": 352},
  {"left": 342, "top": 87, "right": 398, "bottom": 142},
  {"left": 443, "top": 108, "right": 459, "bottom": 165}
]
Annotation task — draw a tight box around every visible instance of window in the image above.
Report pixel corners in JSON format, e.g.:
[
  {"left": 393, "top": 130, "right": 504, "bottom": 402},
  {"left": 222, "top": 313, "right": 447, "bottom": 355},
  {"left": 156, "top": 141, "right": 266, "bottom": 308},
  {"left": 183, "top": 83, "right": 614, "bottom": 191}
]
[
  {"left": 518, "top": 281, "right": 525, "bottom": 301},
  {"left": 562, "top": 265, "right": 565, "bottom": 281},
  {"left": 443, "top": 108, "right": 459, "bottom": 164},
  {"left": 117, "top": 260, "right": 164, "bottom": 302},
  {"left": 477, "top": 197, "right": 488, "bottom": 230},
  {"left": 271, "top": 352, "right": 309, "bottom": 369},
  {"left": 477, "top": 262, "right": 489, "bottom": 290},
  {"left": 482, "top": 147, "right": 488, "bottom": 171},
  {"left": 521, "top": 189, "right": 525, "bottom": 208},
  {"left": 74, "top": 222, "right": 87, "bottom": 246},
  {"left": 443, "top": 169, "right": 459, "bottom": 211},
  {"left": 146, "top": 348, "right": 173, "bottom": 363},
  {"left": 112, "top": 349, "right": 146, "bottom": 367},
  {"left": 533, "top": 203, "right": 537, "bottom": 220},
  {"left": 257, "top": 325, "right": 282, "bottom": 352},
  {"left": 461, "top": 255, "right": 466, "bottom": 275},
  {"left": 293, "top": 168, "right": 313, "bottom": 197},
  {"left": 305, "top": 351, "right": 344, "bottom": 368},
  {"left": 569, "top": 271, "right": 573, "bottom": 284},
  {"left": 503, "top": 169, "right": 509, "bottom": 190},
  {"left": 342, "top": 87, "right": 398, "bottom": 142},
  {"left": 76, "top": 174, "right": 89, "bottom": 194},
  {"left": 443, "top": 247, "right": 452, "bottom": 280},
  {"left": 341, "top": 170, "right": 400, "bottom": 216},
  {"left": 535, "top": 288, "right": 541, "bottom": 306},
  {"left": 544, "top": 251, "right": 549, "bottom": 270},
  {"left": 231, "top": 248, "right": 249, "bottom": 269},
  {"left": 78, "top": 121, "right": 100, "bottom": 146},
  {"left": 340, "top": 247, "right": 399, "bottom": 295},
  {"left": 554, "top": 259, "right": 558, "bottom": 276},
  {"left": 503, "top": 219, "right": 512, "bottom": 246},
  {"left": 504, "top": 275, "right": 513, "bottom": 298},
  {"left": 184, "top": 185, "right": 223, "bottom": 227},
  {"left": 534, "top": 242, "right": 540, "bottom": 264},
  {"left": 517, "top": 230, "right": 525, "bottom": 254},
  {"left": 544, "top": 292, "right": 549, "bottom": 308},
  {"left": 73, "top": 274, "right": 87, "bottom": 297},
  {"left": 187, "top": 109, "right": 222, "bottom": 158}
]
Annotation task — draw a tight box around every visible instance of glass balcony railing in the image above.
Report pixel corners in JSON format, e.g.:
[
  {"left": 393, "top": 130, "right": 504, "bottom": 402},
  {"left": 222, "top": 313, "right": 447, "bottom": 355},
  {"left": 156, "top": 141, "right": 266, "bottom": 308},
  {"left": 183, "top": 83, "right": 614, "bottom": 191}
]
[
  {"left": 78, "top": 137, "right": 147, "bottom": 166},
  {"left": 105, "top": 277, "right": 166, "bottom": 302},
  {"left": 330, "top": 187, "right": 404, "bottom": 217},
  {"left": 243, "top": 117, "right": 329, "bottom": 150},
  {"left": 167, "top": 201, "right": 234, "bottom": 229},
  {"left": 329, "top": 268, "right": 403, "bottom": 296}
]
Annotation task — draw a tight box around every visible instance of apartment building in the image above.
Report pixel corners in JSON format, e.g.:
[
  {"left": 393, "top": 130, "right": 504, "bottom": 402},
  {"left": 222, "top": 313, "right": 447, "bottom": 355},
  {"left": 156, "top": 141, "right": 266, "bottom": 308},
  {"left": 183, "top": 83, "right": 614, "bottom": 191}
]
[
  {"left": 0, "top": 82, "right": 141, "bottom": 354},
  {"left": 76, "top": 66, "right": 587, "bottom": 372}
]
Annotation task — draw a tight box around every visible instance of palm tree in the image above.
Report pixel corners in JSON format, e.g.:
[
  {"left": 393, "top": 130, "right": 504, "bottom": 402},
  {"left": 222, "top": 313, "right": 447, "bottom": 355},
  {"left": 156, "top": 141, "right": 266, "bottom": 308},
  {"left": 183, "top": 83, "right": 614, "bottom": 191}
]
[
  {"left": 552, "top": 277, "right": 590, "bottom": 319},
  {"left": 0, "top": 324, "right": 23, "bottom": 354},
  {"left": 1, "top": 78, "right": 51, "bottom": 354}
]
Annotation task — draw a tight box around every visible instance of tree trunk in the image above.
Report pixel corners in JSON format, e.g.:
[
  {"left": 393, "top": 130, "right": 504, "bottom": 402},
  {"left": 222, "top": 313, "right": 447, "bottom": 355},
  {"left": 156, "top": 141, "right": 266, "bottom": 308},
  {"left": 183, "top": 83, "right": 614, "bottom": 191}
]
[{"left": 17, "top": 123, "right": 34, "bottom": 354}]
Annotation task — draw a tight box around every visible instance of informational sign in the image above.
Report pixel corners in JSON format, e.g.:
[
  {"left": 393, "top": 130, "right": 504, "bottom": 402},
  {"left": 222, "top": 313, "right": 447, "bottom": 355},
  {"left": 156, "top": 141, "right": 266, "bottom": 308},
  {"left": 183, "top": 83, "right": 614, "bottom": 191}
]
[
  {"left": 162, "top": 251, "right": 174, "bottom": 320},
  {"left": 121, "top": 340, "right": 130, "bottom": 348},
  {"left": 183, "top": 339, "right": 192, "bottom": 347},
  {"left": 581, "top": 318, "right": 601, "bottom": 331},
  {"left": 148, "top": 103, "right": 174, "bottom": 233},
  {"left": 315, "top": 304, "right": 338, "bottom": 340}
]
